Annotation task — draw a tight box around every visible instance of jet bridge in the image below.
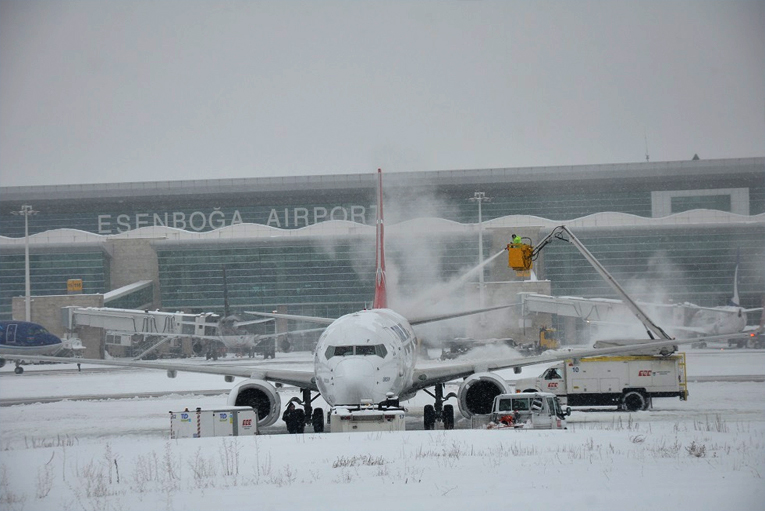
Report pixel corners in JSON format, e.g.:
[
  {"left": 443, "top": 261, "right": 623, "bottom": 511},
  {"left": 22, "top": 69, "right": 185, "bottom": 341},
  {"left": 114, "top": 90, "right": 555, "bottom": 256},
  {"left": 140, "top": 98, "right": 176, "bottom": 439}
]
[
  {"left": 61, "top": 306, "right": 219, "bottom": 359},
  {"left": 520, "top": 293, "right": 637, "bottom": 322}
]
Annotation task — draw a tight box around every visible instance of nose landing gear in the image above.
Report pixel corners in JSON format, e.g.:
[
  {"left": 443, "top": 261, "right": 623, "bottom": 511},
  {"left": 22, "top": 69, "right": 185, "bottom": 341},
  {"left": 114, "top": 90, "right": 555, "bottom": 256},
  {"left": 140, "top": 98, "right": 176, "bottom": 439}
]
[
  {"left": 422, "top": 383, "right": 456, "bottom": 430},
  {"left": 285, "top": 388, "right": 324, "bottom": 433}
]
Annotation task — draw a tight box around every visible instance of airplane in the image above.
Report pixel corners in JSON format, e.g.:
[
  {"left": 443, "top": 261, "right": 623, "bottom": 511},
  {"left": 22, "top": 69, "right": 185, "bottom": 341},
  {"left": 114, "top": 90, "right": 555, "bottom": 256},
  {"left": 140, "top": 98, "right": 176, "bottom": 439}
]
[
  {"left": 0, "top": 320, "right": 64, "bottom": 373},
  {"left": 675, "top": 264, "right": 762, "bottom": 343},
  {"left": 0, "top": 169, "right": 751, "bottom": 432}
]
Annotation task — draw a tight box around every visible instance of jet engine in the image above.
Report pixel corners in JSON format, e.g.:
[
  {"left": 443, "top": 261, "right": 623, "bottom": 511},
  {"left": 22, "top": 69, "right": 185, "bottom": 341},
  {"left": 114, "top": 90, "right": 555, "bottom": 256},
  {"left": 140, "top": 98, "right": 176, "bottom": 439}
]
[
  {"left": 457, "top": 372, "right": 511, "bottom": 418},
  {"left": 226, "top": 379, "right": 282, "bottom": 427}
]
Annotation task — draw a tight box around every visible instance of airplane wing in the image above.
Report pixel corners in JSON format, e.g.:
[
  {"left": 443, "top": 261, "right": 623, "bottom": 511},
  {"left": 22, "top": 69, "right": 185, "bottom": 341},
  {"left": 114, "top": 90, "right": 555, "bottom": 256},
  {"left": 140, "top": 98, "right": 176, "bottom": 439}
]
[
  {"left": 407, "top": 303, "right": 518, "bottom": 326},
  {"left": 408, "top": 331, "right": 749, "bottom": 392},
  {"left": 1, "top": 354, "right": 318, "bottom": 390},
  {"left": 232, "top": 318, "right": 275, "bottom": 328},
  {"left": 243, "top": 311, "right": 335, "bottom": 325},
  {"left": 243, "top": 303, "right": 518, "bottom": 327}
]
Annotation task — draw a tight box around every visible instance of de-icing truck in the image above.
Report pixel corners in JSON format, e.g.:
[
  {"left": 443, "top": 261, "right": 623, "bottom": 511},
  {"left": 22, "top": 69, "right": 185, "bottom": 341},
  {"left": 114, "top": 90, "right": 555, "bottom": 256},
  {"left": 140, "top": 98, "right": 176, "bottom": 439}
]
[
  {"left": 514, "top": 353, "right": 688, "bottom": 411},
  {"left": 508, "top": 226, "right": 690, "bottom": 412}
]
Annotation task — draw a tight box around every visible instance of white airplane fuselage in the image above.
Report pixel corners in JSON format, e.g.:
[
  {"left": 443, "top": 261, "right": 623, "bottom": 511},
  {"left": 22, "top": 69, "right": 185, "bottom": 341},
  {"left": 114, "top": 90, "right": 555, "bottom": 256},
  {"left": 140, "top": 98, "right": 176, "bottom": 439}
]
[
  {"left": 314, "top": 308, "right": 417, "bottom": 406},
  {"left": 687, "top": 306, "right": 747, "bottom": 336}
]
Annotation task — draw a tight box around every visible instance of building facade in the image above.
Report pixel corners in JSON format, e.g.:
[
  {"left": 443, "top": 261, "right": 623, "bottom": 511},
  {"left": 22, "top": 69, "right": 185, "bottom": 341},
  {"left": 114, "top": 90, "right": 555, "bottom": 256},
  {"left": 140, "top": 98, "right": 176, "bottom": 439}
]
[{"left": 1, "top": 158, "right": 763, "bottom": 341}]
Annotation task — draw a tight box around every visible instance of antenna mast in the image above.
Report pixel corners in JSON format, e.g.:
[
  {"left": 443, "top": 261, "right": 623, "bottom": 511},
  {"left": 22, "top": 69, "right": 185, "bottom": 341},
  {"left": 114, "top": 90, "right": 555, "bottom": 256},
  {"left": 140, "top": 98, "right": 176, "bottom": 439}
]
[{"left": 644, "top": 129, "right": 650, "bottom": 162}]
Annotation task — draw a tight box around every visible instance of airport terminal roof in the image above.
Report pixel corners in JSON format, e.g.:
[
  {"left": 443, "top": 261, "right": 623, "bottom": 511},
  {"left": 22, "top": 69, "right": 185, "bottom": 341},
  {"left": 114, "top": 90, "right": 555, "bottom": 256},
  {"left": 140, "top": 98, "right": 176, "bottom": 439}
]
[{"left": 2, "top": 157, "right": 762, "bottom": 202}]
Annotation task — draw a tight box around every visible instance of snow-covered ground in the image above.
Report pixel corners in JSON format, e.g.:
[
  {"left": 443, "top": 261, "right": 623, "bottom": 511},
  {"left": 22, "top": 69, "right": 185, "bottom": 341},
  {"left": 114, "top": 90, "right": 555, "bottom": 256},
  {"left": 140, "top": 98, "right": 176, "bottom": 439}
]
[{"left": 1, "top": 349, "right": 763, "bottom": 510}]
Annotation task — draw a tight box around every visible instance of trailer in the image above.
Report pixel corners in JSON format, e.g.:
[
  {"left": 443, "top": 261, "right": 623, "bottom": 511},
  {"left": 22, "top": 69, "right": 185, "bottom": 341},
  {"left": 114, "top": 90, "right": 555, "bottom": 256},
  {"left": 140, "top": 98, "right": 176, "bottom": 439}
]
[
  {"left": 515, "top": 353, "right": 688, "bottom": 411},
  {"left": 170, "top": 406, "right": 258, "bottom": 438}
]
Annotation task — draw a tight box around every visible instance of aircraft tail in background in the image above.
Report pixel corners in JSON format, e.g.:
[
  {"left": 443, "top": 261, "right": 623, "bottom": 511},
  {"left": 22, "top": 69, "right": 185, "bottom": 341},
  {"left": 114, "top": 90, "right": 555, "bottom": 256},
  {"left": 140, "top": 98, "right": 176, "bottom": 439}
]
[
  {"left": 373, "top": 168, "right": 387, "bottom": 309},
  {"left": 728, "top": 251, "right": 741, "bottom": 307}
]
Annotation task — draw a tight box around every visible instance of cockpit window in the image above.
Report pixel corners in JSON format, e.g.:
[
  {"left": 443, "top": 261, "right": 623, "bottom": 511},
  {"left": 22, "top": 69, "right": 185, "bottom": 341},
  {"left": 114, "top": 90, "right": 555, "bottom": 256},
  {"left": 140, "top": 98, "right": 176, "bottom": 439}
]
[
  {"left": 355, "top": 345, "right": 376, "bottom": 356},
  {"left": 325, "top": 344, "right": 388, "bottom": 359},
  {"left": 334, "top": 346, "right": 354, "bottom": 357}
]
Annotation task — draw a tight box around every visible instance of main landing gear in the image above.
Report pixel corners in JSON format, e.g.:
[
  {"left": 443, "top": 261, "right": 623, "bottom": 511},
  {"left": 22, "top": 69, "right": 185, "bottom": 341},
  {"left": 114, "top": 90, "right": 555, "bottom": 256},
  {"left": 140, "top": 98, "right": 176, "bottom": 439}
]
[
  {"left": 0, "top": 358, "right": 25, "bottom": 374},
  {"left": 422, "top": 383, "right": 456, "bottom": 430}
]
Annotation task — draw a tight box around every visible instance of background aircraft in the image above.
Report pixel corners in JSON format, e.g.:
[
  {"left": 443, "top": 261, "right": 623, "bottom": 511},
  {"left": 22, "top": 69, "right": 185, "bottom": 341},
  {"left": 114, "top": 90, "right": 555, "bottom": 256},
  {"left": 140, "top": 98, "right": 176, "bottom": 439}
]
[{"left": 0, "top": 320, "right": 63, "bottom": 373}]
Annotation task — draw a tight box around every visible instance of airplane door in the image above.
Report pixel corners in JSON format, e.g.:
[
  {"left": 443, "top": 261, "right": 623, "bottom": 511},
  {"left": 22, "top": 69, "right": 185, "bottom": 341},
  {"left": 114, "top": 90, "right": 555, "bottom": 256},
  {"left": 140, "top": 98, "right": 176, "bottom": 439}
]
[{"left": 6, "top": 324, "right": 17, "bottom": 344}]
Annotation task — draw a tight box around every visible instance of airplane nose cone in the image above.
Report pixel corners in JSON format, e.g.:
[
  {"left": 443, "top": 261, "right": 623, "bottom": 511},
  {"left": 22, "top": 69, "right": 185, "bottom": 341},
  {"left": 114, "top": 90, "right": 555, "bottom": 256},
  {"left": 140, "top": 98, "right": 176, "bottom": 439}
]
[{"left": 333, "top": 359, "right": 376, "bottom": 404}]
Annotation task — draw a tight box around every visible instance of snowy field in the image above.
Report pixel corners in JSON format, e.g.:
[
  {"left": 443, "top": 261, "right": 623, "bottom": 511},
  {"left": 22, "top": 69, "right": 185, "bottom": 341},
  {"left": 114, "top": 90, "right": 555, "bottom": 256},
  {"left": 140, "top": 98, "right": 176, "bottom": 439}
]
[{"left": 1, "top": 349, "right": 763, "bottom": 511}]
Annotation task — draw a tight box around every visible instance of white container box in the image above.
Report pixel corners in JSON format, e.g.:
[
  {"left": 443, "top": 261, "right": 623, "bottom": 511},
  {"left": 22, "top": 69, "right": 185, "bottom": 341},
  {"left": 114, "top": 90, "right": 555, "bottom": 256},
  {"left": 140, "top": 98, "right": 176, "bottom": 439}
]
[{"left": 170, "top": 407, "right": 258, "bottom": 438}]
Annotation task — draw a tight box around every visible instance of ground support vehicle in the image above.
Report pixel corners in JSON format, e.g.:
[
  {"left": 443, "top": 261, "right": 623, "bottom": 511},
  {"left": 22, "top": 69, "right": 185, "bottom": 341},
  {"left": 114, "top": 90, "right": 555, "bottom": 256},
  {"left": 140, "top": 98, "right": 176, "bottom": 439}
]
[
  {"left": 728, "top": 330, "right": 765, "bottom": 349},
  {"left": 329, "top": 404, "right": 406, "bottom": 433},
  {"left": 515, "top": 353, "right": 688, "bottom": 411},
  {"left": 487, "top": 392, "right": 570, "bottom": 430},
  {"left": 517, "top": 326, "right": 560, "bottom": 356}
]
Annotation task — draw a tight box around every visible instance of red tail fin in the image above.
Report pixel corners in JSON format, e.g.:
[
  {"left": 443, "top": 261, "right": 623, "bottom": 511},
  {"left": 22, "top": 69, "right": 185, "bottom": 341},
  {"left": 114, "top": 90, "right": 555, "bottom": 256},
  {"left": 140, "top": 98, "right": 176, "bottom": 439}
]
[{"left": 373, "top": 168, "right": 387, "bottom": 309}]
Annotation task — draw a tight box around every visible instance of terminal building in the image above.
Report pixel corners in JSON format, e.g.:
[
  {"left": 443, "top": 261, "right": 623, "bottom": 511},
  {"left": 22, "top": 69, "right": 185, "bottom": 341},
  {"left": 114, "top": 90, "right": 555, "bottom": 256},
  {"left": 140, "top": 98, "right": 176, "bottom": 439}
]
[{"left": 1, "top": 157, "right": 763, "bottom": 350}]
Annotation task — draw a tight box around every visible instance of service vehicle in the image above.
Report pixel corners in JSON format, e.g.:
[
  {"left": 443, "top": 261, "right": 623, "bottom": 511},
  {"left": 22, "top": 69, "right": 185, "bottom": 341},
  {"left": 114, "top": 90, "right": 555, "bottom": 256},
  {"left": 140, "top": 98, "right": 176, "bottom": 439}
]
[
  {"left": 514, "top": 353, "right": 688, "bottom": 411},
  {"left": 487, "top": 391, "right": 570, "bottom": 430},
  {"left": 517, "top": 326, "right": 560, "bottom": 356},
  {"left": 329, "top": 404, "right": 406, "bottom": 433}
]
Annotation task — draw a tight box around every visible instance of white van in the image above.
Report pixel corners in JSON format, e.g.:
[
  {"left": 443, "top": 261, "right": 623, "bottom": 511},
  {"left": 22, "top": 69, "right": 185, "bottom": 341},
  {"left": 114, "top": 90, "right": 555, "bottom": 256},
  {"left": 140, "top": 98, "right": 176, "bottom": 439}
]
[{"left": 488, "top": 392, "right": 570, "bottom": 430}]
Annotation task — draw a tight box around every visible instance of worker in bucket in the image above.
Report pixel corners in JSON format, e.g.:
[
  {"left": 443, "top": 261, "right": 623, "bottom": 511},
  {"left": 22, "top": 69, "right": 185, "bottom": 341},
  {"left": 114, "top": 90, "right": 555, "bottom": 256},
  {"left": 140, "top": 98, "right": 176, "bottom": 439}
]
[{"left": 512, "top": 234, "right": 522, "bottom": 246}]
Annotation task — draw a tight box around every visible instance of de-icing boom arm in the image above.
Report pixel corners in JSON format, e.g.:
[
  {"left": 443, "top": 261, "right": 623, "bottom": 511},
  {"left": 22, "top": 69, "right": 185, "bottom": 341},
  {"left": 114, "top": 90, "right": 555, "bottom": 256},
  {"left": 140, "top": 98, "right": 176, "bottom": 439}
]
[{"left": 531, "top": 225, "right": 673, "bottom": 341}]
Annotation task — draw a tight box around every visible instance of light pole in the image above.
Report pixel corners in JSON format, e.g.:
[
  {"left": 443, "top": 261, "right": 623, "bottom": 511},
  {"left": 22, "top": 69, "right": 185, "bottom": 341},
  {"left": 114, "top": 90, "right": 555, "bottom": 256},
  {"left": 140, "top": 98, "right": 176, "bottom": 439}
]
[
  {"left": 11, "top": 204, "right": 38, "bottom": 321},
  {"left": 468, "top": 192, "right": 491, "bottom": 307}
]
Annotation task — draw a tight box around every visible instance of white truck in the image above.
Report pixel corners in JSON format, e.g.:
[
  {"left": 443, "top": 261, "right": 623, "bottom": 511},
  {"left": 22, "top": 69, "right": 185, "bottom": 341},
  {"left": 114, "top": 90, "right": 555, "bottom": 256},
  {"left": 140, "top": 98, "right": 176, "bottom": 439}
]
[
  {"left": 488, "top": 392, "right": 570, "bottom": 430},
  {"left": 514, "top": 354, "right": 688, "bottom": 411}
]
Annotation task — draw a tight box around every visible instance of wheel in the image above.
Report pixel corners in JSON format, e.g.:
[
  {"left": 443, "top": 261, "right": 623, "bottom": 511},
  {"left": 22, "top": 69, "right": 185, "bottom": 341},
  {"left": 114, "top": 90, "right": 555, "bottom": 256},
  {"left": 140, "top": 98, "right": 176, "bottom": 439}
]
[
  {"left": 622, "top": 391, "right": 646, "bottom": 412},
  {"left": 312, "top": 408, "right": 325, "bottom": 433},
  {"left": 14, "top": 366, "right": 24, "bottom": 375},
  {"left": 423, "top": 405, "right": 436, "bottom": 430},
  {"left": 294, "top": 409, "right": 305, "bottom": 433},
  {"left": 443, "top": 404, "right": 455, "bottom": 430}
]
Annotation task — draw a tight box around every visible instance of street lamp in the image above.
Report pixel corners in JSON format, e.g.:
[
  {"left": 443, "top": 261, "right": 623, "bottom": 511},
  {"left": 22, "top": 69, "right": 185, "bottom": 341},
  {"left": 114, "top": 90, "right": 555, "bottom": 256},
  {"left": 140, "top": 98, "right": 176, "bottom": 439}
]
[
  {"left": 11, "top": 204, "right": 38, "bottom": 321},
  {"left": 468, "top": 192, "right": 491, "bottom": 307}
]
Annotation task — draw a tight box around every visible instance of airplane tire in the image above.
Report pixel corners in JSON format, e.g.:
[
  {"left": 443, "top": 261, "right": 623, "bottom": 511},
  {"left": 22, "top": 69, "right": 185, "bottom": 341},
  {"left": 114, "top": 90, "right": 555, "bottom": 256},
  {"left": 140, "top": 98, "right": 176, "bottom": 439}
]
[
  {"left": 622, "top": 391, "right": 646, "bottom": 412},
  {"left": 424, "top": 405, "right": 436, "bottom": 430},
  {"left": 443, "top": 405, "right": 455, "bottom": 430},
  {"left": 312, "top": 408, "right": 325, "bottom": 433},
  {"left": 14, "top": 366, "right": 23, "bottom": 375}
]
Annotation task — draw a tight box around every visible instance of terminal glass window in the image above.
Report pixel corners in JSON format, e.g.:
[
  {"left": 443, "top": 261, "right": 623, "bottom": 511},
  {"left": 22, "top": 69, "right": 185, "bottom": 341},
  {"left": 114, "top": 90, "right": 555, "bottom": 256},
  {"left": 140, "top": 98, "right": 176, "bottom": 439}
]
[{"left": 671, "top": 195, "right": 731, "bottom": 214}]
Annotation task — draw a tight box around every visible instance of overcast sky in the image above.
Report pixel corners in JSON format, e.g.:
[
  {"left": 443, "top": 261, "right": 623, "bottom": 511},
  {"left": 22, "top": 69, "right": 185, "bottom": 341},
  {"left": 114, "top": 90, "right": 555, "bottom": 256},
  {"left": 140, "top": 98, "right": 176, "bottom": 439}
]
[{"left": 1, "top": 0, "right": 762, "bottom": 187}]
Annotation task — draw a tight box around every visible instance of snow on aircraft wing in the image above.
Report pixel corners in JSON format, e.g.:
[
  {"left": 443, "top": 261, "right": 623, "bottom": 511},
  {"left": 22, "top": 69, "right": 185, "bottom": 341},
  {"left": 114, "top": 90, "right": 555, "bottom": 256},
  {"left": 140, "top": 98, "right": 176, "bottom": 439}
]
[
  {"left": 408, "top": 331, "right": 750, "bottom": 392},
  {"left": 1, "top": 354, "right": 318, "bottom": 391},
  {"left": 243, "top": 311, "right": 336, "bottom": 325},
  {"left": 244, "top": 303, "right": 518, "bottom": 327}
]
